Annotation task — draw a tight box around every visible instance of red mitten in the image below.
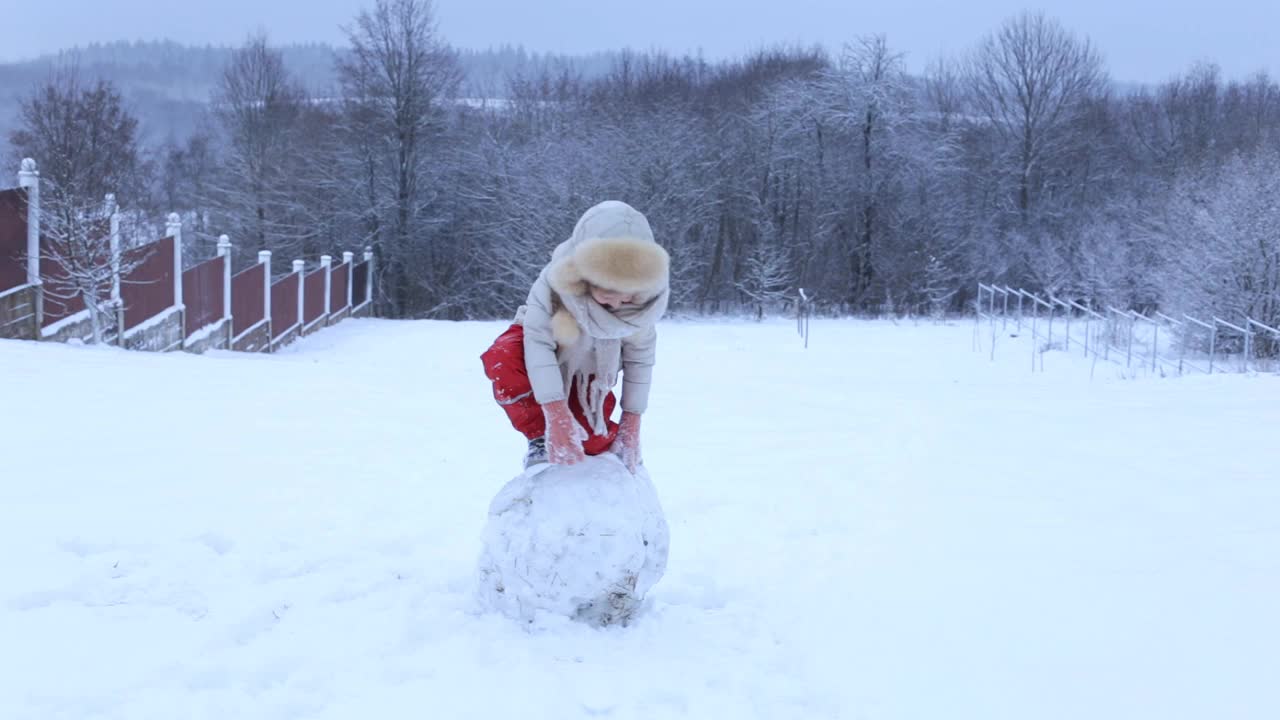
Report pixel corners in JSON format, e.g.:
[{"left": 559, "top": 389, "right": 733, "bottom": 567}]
[
  {"left": 543, "top": 400, "right": 587, "bottom": 465},
  {"left": 614, "top": 411, "right": 642, "bottom": 473}
]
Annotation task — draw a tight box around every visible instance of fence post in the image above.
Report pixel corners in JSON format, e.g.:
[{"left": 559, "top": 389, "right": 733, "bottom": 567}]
[
  {"left": 217, "top": 235, "right": 233, "bottom": 348},
  {"left": 321, "top": 255, "right": 332, "bottom": 325},
  {"left": 1244, "top": 319, "right": 1253, "bottom": 373},
  {"left": 217, "top": 235, "right": 233, "bottom": 319},
  {"left": 1046, "top": 303, "right": 1054, "bottom": 351},
  {"left": 107, "top": 195, "right": 123, "bottom": 343},
  {"left": 364, "top": 246, "right": 374, "bottom": 311},
  {"left": 1152, "top": 322, "right": 1159, "bottom": 373},
  {"left": 259, "top": 250, "right": 272, "bottom": 337},
  {"left": 17, "top": 159, "right": 42, "bottom": 333},
  {"left": 293, "top": 259, "right": 305, "bottom": 333},
  {"left": 1054, "top": 298, "right": 1071, "bottom": 352},
  {"left": 1085, "top": 308, "right": 1095, "bottom": 356},
  {"left": 18, "top": 159, "right": 40, "bottom": 285},
  {"left": 1179, "top": 331, "right": 1185, "bottom": 375},
  {"left": 1209, "top": 325, "right": 1217, "bottom": 374},
  {"left": 167, "top": 214, "right": 184, "bottom": 331},
  {"left": 343, "top": 251, "right": 354, "bottom": 310},
  {"left": 1126, "top": 314, "right": 1134, "bottom": 369}
]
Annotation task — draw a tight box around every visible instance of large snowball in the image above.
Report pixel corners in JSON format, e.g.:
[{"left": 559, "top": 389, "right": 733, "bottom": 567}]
[{"left": 476, "top": 454, "right": 670, "bottom": 627}]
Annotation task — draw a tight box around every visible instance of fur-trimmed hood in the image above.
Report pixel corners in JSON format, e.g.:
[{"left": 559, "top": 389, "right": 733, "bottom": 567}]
[
  {"left": 546, "top": 201, "right": 670, "bottom": 300},
  {"left": 514, "top": 201, "right": 667, "bottom": 429}
]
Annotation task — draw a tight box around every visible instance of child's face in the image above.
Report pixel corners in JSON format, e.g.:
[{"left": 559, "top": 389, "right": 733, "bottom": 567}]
[{"left": 590, "top": 285, "right": 637, "bottom": 310}]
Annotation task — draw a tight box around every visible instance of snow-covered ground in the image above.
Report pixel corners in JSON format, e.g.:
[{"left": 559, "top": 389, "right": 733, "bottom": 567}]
[{"left": 2, "top": 317, "right": 1278, "bottom": 719}]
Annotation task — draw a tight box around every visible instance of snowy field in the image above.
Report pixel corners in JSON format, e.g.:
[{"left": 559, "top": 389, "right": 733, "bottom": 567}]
[{"left": 2, "top": 317, "right": 1278, "bottom": 719}]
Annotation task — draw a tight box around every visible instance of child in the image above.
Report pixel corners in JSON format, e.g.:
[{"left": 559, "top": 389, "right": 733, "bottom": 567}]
[{"left": 481, "top": 200, "right": 670, "bottom": 473}]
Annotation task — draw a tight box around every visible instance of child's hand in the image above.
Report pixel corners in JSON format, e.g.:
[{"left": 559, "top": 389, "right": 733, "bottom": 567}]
[
  {"left": 614, "top": 411, "right": 642, "bottom": 474},
  {"left": 542, "top": 400, "right": 586, "bottom": 465}
]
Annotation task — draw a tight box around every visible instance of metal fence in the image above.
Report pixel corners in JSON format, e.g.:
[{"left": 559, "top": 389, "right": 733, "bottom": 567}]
[{"left": 973, "top": 283, "right": 1280, "bottom": 375}]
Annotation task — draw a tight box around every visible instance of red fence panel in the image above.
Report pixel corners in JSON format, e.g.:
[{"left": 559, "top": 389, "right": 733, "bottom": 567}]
[
  {"left": 231, "top": 264, "right": 266, "bottom": 337},
  {"left": 0, "top": 188, "right": 27, "bottom": 291},
  {"left": 121, "top": 236, "right": 175, "bottom": 330},
  {"left": 271, "top": 272, "right": 299, "bottom": 337},
  {"left": 351, "top": 261, "right": 368, "bottom": 305},
  {"left": 303, "top": 269, "right": 326, "bottom": 325},
  {"left": 330, "top": 262, "right": 349, "bottom": 313},
  {"left": 182, "top": 256, "right": 224, "bottom": 336}
]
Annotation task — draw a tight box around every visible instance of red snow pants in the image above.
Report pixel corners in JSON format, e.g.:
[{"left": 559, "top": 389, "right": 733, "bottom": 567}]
[{"left": 481, "top": 323, "right": 619, "bottom": 455}]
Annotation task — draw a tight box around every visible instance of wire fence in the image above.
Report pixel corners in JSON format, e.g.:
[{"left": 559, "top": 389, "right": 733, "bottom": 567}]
[{"left": 972, "top": 283, "right": 1280, "bottom": 376}]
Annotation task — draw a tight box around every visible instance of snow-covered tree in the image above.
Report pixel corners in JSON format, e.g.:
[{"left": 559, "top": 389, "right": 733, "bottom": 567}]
[{"left": 337, "top": 0, "right": 463, "bottom": 317}]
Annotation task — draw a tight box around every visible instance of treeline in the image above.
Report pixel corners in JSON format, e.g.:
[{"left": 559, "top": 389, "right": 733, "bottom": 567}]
[{"left": 6, "top": 2, "right": 1279, "bottom": 327}]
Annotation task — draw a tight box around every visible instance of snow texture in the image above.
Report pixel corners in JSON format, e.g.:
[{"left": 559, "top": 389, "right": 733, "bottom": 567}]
[
  {"left": 1, "top": 317, "right": 1278, "bottom": 719},
  {"left": 476, "top": 455, "right": 669, "bottom": 627}
]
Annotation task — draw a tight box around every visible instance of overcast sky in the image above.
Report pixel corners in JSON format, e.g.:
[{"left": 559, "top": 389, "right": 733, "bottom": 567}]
[{"left": 4, "top": 0, "right": 1278, "bottom": 84}]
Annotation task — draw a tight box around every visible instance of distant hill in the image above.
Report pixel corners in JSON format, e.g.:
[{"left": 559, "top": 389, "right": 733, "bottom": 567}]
[{"left": 0, "top": 39, "right": 622, "bottom": 155}]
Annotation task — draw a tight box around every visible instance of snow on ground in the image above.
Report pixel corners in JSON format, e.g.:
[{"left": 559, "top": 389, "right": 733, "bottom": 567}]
[{"left": 1, "top": 317, "right": 1278, "bottom": 719}]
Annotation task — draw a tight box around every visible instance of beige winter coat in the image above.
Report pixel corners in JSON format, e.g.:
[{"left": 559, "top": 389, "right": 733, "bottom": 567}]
[{"left": 516, "top": 201, "right": 670, "bottom": 434}]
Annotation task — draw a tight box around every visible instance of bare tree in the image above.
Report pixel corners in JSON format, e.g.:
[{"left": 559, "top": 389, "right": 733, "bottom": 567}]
[
  {"left": 8, "top": 63, "right": 150, "bottom": 210},
  {"left": 964, "top": 11, "right": 1107, "bottom": 226},
  {"left": 211, "top": 33, "right": 308, "bottom": 263},
  {"left": 7, "top": 66, "right": 156, "bottom": 341},
  {"left": 817, "top": 35, "right": 911, "bottom": 309},
  {"left": 337, "top": 0, "right": 462, "bottom": 316}
]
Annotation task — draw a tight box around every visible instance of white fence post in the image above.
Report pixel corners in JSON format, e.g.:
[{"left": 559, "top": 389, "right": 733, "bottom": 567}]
[
  {"left": 321, "top": 255, "right": 332, "bottom": 324},
  {"left": 364, "top": 246, "right": 374, "bottom": 310},
  {"left": 259, "top": 250, "right": 272, "bottom": 327},
  {"left": 294, "top": 259, "right": 305, "bottom": 332},
  {"left": 167, "top": 213, "right": 184, "bottom": 313},
  {"left": 217, "top": 235, "right": 233, "bottom": 321},
  {"left": 217, "top": 235, "right": 233, "bottom": 347},
  {"left": 18, "top": 159, "right": 40, "bottom": 286},
  {"left": 17, "top": 159, "right": 41, "bottom": 333},
  {"left": 343, "top": 251, "right": 354, "bottom": 310}
]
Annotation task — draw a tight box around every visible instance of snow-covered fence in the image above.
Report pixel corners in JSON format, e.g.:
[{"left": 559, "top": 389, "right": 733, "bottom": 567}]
[
  {"left": 271, "top": 262, "right": 303, "bottom": 350},
  {"left": 329, "top": 253, "right": 351, "bottom": 323},
  {"left": 351, "top": 248, "right": 374, "bottom": 318},
  {"left": 974, "top": 282, "right": 1280, "bottom": 375},
  {"left": 0, "top": 159, "right": 376, "bottom": 352},
  {"left": 181, "top": 240, "right": 230, "bottom": 350},
  {"left": 0, "top": 187, "right": 29, "bottom": 292},
  {"left": 302, "top": 263, "right": 328, "bottom": 334},
  {"left": 0, "top": 171, "right": 39, "bottom": 340},
  {"left": 230, "top": 252, "right": 270, "bottom": 353}
]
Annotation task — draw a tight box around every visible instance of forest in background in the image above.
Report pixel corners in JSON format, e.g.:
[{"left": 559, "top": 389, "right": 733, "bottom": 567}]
[{"left": 4, "top": 1, "right": 1278, "bottom": 336}]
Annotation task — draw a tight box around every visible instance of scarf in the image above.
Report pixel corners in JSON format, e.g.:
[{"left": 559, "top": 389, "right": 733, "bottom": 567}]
[{"left": 557, "top": 287, "right": 669, "bottom": 436}]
